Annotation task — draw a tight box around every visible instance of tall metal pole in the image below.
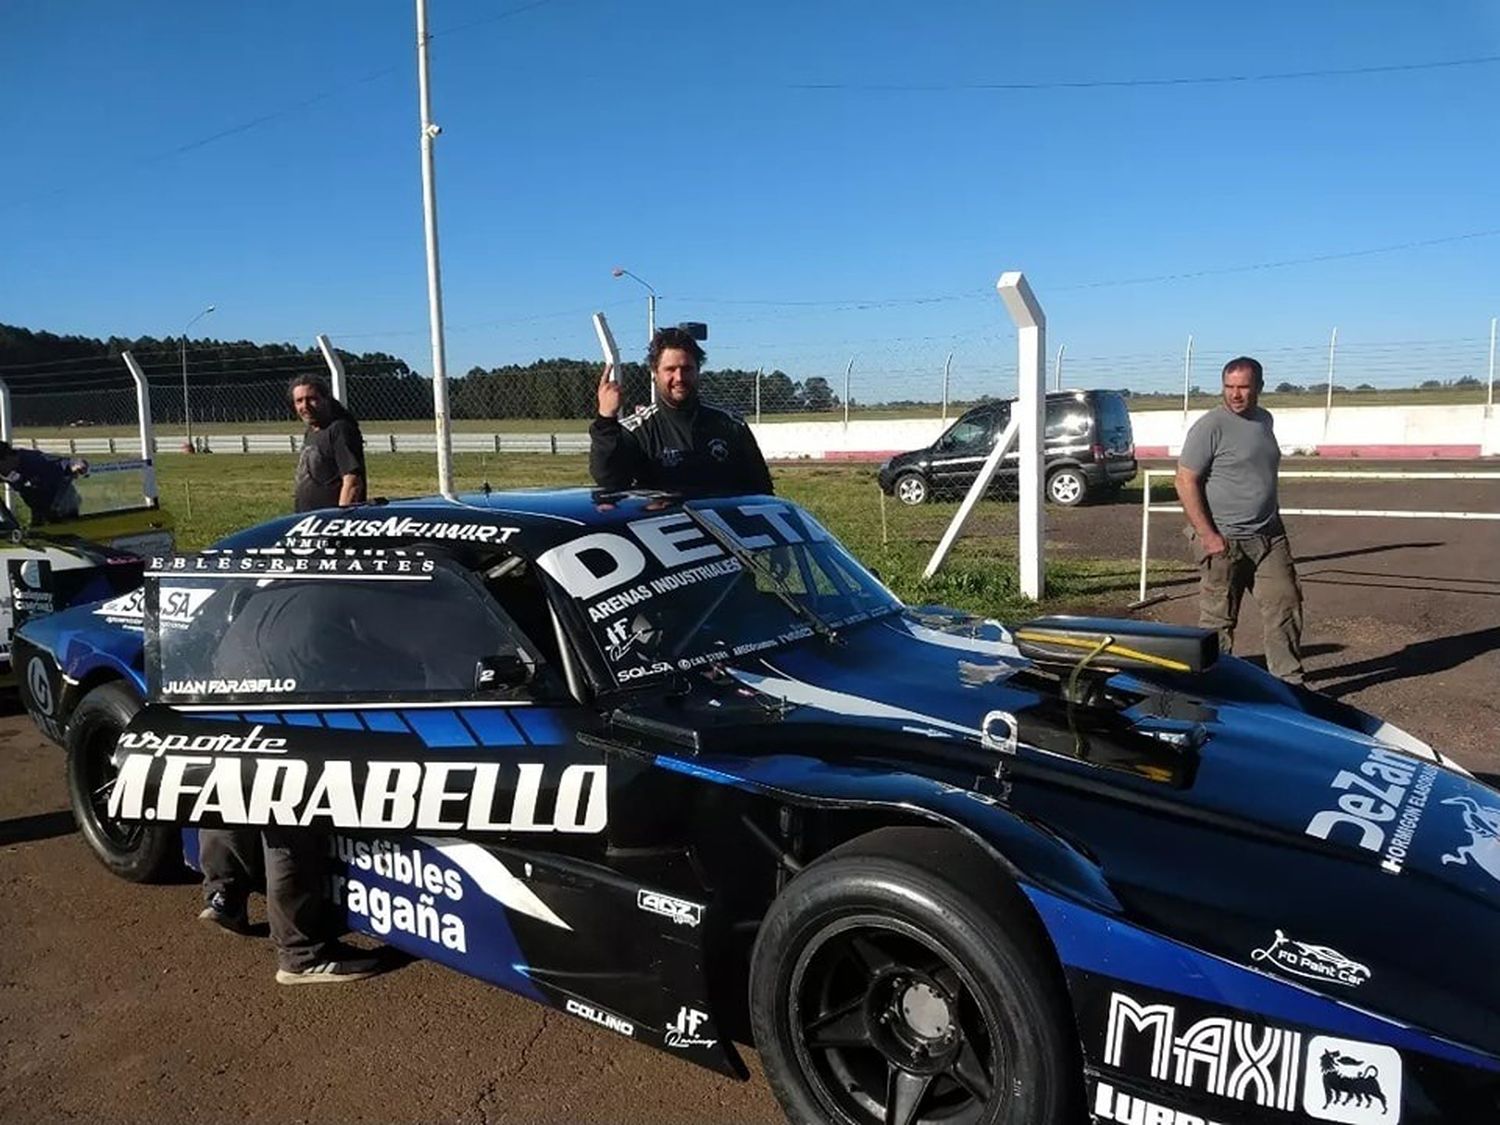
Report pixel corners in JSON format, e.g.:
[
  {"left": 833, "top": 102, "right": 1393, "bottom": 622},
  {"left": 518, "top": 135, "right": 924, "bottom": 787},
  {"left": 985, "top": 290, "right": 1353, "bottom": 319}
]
[
  {"left": 755, "top": 367, "right": 762, "bottom": 424},
  {"left": 613, "top": 268, "right": 658, "bottom": 405},
  {"left": 1488, "top": 316, "right": 1496, "bottom": 413},
  {"left": 1181, "top": 334, "right": 1193, "bottom": 422},
  {"left": 180, "top": 304, "right": 215, "bottom": 448},
  {"left": 843, "top": 357, "right": 854, "bottom": 430},
  {"left": 416, "top": 0, "right": 454, "bottom": 498},
  {"left": 941, "top": 352, "right": 952, "bottom": 423},
  {"left": 1324, "top": 326, "right": 1339, "bottom": 436},
  {"left": 1054, "top": 343, "right": 1065, "bottom": 391}
]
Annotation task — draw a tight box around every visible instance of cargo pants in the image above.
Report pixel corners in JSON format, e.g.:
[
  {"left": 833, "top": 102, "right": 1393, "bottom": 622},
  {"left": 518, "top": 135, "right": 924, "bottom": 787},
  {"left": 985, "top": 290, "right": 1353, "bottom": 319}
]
[
  {"left": 199, "top": 828, "right": 332, "bottom": 972},
  {"left": 1187, "top": 526, "right": 1305, "bottom": 684}
]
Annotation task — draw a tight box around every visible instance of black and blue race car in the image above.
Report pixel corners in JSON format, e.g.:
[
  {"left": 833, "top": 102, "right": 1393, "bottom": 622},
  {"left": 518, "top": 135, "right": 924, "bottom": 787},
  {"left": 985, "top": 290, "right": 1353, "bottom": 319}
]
[{"left": 14, "top": 489, "right": 1500, "bottom": 1124}]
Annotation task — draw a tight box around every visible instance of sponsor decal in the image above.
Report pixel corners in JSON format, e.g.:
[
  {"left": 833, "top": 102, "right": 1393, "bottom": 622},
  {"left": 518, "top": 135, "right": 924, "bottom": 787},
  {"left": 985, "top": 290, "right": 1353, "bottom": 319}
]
[
  {"left": 636, "top": 889, "right": 703, "bottom": 928},
  {"left": 707, "top": 437, "right": 729, "bottom": 462},
  {"left": 1304, "top": 1037, "right": 1401, "bottom": 1124},
  {"left": 1252, "top": 930, "right": 1371, "bottom": 989},
  {"left": 617, "top": 662, "right": 672, "bottom": 683},
  {"left": 565, "top": 998, "right": 635, "bottom": 1038},
  {"left": 330, "top": 836, "right": 468, "bottom": 952},
  {"left": 1102, "top": 991, "right": 1401, "bottom": 1122},
  {"left": 26, "top": 656, "right": 54, "bottom": 717},
  {"left": 106, "top": 748, "right": 608, "bottom": 835},
  {"left": 283, "top": 515, "right": 519, "bottom": 544},
  {"left": 150, "top": 553, "right": 438, "bottom": 576},
  {"left": 676, "top": 649, "right": 729, "bottom": 672},
  {"left": 604, "top": 615, "right": 658, "bottom": 664},
  {"left": 1304, "top": 747, "right": 1438, "bottom": 875},
  {"left": 162, "top": 678, "right": 298, "bottom": 695},
  {"left": 94, "top": 587, "right": 146, "bottom": 625},
  {"left": 658, "top": 447, "right": 683, "bottom": 468},
  {"left": 588, "top": 583, "right": 656, "bottom": 623},
  {"left": 664, "top": 1005, "right": 716, "bottom": 1050},
  {"left": 1440, "top": 796, "right": 1500, "bottom": 883},
  {"left": 1092, "top": 1081, "right": 1228, "bottom": 1124},
  {"left": 537, "top": 503, "right": 824, "bottom": 601},
  {"left": 117, "top": 724, "right": 289, "bottom": 756}
]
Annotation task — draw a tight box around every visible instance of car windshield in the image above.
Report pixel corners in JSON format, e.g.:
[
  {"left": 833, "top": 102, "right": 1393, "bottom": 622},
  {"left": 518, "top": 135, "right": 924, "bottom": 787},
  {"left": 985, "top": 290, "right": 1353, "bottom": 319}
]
[{"left": 550, "top": 499, "right": 903, "bottom": 687}]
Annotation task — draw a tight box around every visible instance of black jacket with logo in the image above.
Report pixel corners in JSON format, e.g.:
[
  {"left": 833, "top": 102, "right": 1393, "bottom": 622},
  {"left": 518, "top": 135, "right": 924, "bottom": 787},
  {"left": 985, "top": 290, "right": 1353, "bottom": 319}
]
[{"left": 589, "top": 400, "right": 774, "bottom": 496}]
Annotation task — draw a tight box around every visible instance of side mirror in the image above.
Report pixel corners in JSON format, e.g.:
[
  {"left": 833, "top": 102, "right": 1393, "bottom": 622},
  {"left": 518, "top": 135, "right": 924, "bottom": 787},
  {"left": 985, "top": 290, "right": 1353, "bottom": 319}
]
[{"left": 475, "top": 651, "right": 535, "bottom": 691}]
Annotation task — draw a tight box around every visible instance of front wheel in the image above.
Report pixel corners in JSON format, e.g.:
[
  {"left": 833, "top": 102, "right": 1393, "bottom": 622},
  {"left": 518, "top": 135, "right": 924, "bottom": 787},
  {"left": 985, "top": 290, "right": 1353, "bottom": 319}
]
[
  {"left": 1046, "top": 467, "right": 1088, "bottom": 507},
  {"left": 894, "top": 473, "right": 930, "bottom": 506},
  {"left": 750, "top": 828, "right": 1079, "bottom": 1125},
  {"left": 65, "top": 681, "right": 182, "bottom": 883}
]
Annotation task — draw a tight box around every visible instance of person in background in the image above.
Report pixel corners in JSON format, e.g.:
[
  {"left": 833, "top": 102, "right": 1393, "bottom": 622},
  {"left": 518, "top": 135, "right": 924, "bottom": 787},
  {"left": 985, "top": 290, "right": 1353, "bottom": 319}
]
[
  {"left": 0, "top": 441, "right": 88, "bottom": 523},
  {"left": 590, "top": 327, "right": 773, "bottom": 496},
  {"left": 1174, "top": 355, "right": 1304, "bottom": 684},
  {"left": 290, "top": 373, "right": 365, "bottom": 511}
]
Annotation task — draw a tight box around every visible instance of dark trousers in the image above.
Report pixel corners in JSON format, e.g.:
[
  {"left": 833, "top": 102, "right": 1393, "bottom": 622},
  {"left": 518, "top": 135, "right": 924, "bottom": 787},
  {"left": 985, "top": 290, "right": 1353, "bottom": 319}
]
[
  {"left": 199, "top": 828, "right": 332, "bottom": 971},
  {"left": 1189, "top": 527, "right": 1305, "bottom": 683}
]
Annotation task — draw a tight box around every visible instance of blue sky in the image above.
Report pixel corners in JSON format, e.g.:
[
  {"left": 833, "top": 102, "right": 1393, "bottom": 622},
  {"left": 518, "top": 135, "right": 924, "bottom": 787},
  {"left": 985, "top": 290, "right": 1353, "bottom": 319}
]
[{"left": 3, "top": 1, "right": 1497, "bottom": 402}]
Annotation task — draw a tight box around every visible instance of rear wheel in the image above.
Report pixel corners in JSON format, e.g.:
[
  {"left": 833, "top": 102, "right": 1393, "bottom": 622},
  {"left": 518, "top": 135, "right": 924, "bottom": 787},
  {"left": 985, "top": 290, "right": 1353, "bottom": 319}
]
[
  {"left": 65, "top": 682, "right": 182, "bottom": 883},
  {"left": 750, "top": 828, "right": 1079, "bottom": 1125},
  {"left": 1045, "top": 467, "right": 1088, "bottom": 507},
  {"left": 894, "top": 474, "right": 930, "bottom": 506}
]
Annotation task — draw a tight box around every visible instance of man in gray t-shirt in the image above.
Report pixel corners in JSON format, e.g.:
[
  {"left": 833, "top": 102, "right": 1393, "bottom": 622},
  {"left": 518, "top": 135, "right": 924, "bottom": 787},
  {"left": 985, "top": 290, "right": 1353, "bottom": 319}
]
[{"left": 1175, "top": 356, "right": 1304, "bottom": 683}]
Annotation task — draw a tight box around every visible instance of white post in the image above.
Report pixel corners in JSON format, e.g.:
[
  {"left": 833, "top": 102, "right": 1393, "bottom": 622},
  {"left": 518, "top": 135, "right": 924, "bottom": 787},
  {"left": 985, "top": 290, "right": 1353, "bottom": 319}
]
[
  {"left": 1488, "top": 316, "right": 1495, "bottom": 414},
  {"left": 316, "top": 334, "right": 349, "bottom": 407},
  {"left": 121, "top": 351, "right": 159, "bottom": 504},
  {"left": 1324, "top": 326, "right": 1339, "bottom": 436},
  {"left": 1137, "top": 471, "right": 1152, "bottom": 603},
  {"left": 1054, "top": 343, "right": 1065, "bottom": 391},
  {"left": 0, "top": 378, "right": 11, "bottom": 512},
  {"left": 416, "top": 0, "right": 454, "bottom": 498},
  {"left": 923, "top": 417, "right": 1019, "bottom": 580},
  {"left": 998, "top": 272, "right": 1046, "bottom": 600},
  {"left": 842, "top": 357, "right": 853, "bottom": 430},
  {"left": 942, "top": 352, "right": 954, "bottom": 423},
  {"left": 755, "top": 367, "right": 762, "bottom": 424},
  {"left": 1182, "top": 334, "right": 1193, "bottom": 422}
]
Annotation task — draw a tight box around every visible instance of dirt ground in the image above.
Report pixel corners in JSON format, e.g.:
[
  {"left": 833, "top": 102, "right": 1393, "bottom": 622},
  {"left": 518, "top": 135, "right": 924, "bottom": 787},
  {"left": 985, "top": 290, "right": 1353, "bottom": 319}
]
[{"left": 2, "top": 459, "right": 1497, "bottom": 1123}]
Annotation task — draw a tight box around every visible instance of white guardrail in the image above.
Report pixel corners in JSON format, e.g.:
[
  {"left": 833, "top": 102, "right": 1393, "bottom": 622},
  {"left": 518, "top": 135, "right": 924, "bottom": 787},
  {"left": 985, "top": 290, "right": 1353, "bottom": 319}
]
[{"left": 1135, "top": 469, "right": 1500, "bottom": 604}]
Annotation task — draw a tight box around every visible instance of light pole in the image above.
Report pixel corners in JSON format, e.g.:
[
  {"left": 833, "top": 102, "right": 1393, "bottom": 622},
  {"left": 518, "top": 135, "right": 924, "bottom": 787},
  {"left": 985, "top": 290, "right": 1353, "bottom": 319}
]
[
  {"left": 612, "top": 267, "right": 657, "bottom": 403},
  {"left": 180, "top": 304, "right": 216, "bottom": 447}
]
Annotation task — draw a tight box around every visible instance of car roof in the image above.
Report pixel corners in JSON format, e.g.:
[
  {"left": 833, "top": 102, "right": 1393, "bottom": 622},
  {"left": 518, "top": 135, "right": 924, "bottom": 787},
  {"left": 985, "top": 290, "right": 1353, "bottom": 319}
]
[{"left": 213, "top": 488, "right": 772, "bottom": 556}]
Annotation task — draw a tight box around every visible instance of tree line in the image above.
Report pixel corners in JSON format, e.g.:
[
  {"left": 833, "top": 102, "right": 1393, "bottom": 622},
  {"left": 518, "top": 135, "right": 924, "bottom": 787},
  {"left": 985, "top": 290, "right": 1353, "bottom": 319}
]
[{"left": 1, "top": 324, "right": 841, "bottom": 426}]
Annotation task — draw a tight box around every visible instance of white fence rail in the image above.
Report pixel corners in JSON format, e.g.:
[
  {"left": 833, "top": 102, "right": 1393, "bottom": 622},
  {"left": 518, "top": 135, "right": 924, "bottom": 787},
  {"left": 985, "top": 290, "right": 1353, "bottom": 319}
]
[{"left": 1134, "top": 468, "right": 1500, "bottom": 604}]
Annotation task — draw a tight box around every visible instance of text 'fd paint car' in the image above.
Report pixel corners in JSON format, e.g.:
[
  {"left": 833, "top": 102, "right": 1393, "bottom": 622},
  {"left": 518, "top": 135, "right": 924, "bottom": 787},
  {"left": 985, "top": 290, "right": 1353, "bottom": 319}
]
[{"left": 13, "top": 488, "right": 1500, "bottom": 1124}]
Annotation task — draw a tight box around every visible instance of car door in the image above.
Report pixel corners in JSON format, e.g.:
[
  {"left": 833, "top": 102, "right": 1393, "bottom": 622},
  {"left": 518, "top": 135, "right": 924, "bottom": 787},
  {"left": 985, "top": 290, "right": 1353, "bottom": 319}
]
[
  {"left": 929, "top": 407, "right": 998, "bottom": 494},
  {"left": 113, "top": 548, "right": 739, "bottom": 1074}
]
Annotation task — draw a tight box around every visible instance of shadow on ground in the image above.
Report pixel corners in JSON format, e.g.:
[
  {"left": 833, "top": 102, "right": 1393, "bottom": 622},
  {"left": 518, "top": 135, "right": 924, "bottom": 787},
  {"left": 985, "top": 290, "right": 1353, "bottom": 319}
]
[{"left": 1307, "top": 626, "right": 1500, "bottom": 698}]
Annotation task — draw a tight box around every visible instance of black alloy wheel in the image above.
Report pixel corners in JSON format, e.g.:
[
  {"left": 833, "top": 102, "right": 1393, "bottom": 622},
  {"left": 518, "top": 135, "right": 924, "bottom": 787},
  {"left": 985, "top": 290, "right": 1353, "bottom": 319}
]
[
  {"left": 65, "top": 682, "right": 182, "bottom": 882},
  {"left": 751, "top": 828, "right": 1078, "bottom": 1125}
]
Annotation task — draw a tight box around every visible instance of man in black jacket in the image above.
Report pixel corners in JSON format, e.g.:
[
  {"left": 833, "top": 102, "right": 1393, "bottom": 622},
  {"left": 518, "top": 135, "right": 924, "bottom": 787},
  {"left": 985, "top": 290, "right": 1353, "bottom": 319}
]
[{"left": 589, "top": 327, "right": 773, "bottom": 496}]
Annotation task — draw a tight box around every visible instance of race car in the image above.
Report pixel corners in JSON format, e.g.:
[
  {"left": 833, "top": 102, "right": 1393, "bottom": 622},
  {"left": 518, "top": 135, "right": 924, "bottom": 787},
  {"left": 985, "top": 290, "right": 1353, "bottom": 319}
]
[{"left": 14, "top": 489, "right": 1500, "bottom": 1124}]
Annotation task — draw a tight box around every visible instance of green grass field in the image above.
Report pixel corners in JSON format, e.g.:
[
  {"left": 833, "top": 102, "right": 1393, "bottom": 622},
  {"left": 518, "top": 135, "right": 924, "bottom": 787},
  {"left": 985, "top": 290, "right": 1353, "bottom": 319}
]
[{"left": 132, "top": 454, "right": 1172, "bottom": 623}]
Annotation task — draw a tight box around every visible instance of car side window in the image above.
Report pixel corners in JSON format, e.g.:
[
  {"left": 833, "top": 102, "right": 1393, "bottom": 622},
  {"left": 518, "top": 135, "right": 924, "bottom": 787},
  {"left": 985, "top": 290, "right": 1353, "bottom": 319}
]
[
  {"left": 942, "top": 414, "right": 991, "bottom": 449},
  {"left": 152, "top": 560, "right": 551, "bottom": 702}
]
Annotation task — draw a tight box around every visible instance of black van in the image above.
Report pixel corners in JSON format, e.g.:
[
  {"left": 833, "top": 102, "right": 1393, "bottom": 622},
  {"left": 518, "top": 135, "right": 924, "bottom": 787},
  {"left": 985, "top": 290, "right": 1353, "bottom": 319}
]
[{"left": 876, "top": 389, "right": 1136, "bottom": 506}]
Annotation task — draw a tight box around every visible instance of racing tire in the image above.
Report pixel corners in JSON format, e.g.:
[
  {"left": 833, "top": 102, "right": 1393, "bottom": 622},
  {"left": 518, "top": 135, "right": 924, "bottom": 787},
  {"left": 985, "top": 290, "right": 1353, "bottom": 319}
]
[
  {"left": 894, "top": 473, "right": 930, "bottom": 506},
  {"left": 750, "top": 828, "right": 1079, "bottom": 1125},
  {"left": 1045, "top": 467, "right": 1088, "bottom": 507},
  {"left": 65, "top": 682, "right": 182, "bottom": 883}
]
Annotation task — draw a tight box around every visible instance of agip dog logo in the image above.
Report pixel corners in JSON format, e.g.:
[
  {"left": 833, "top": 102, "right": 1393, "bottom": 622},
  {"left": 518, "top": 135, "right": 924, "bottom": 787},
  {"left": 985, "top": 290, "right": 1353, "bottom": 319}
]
[{"left": 1303, "top": 1036, "right": 1401, "bottom": 1123}]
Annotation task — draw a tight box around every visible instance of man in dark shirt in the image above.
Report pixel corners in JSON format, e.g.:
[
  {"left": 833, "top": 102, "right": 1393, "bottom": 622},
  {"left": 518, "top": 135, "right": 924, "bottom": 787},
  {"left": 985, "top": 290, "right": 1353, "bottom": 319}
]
[
  {"left": 291, "top": 374, "right": 366, "bottom": 512},
  {"left": 0, "top": 442, "right": 88, "bottom": 524},
  {"left": 589, "top": 327, "right": 773, "bottom": 496}
]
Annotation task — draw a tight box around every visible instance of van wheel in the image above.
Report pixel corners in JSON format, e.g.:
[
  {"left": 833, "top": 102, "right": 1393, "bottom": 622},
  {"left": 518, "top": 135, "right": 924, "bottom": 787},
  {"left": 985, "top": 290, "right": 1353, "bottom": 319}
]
[
  {"left": 65, "top": 682, "right": 182, "bottom": 883},
  {"left": 750, "top": 828, "right": 1079, "bottom": 1125},
  {"left": 1046, "top": 468, "right": 1087, "bottom": 507},
  {"left": 894, "top": 474, "right": 930, "bottom": 506}
]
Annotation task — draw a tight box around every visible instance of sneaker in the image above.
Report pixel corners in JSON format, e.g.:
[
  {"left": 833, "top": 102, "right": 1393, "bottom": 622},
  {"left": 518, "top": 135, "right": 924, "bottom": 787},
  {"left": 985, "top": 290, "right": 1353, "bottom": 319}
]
[
  {"left": 275, "top": 955, "right": 380, "bottom": 986},
  {"left": 197, "top": 892, "right": 251, "bottom": 935}
]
